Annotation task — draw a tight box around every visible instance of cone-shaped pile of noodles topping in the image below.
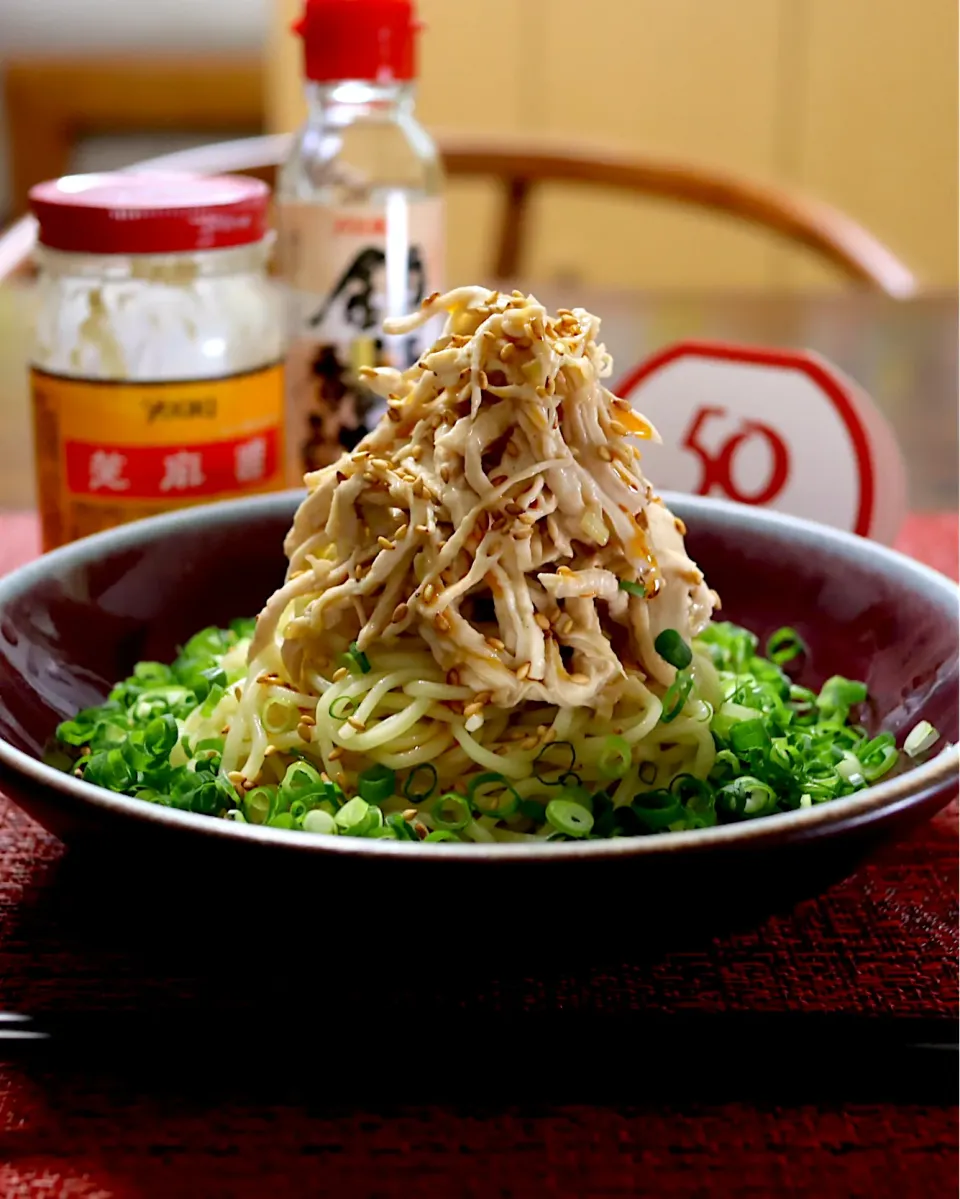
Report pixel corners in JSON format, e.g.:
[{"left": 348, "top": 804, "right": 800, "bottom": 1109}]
[{"left": 227, "top": 286, "right": 719, "bottom": 811}]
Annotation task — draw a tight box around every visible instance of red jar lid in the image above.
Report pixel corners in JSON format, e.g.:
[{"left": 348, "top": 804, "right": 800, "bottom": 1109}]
[
  {"left": 29, "top": 172, "right": 271, "bottom": 255},
  {"left": 294, "top": 0, "right": 420, "bottom": 84}
]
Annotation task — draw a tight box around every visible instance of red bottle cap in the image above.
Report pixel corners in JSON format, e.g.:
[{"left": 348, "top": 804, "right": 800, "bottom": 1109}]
[
  {"left": 29, "top": 172, "right": 271, "bottom": 255},
  {"left": 294, "top": 0, "right": 420, "bottom": 84}
]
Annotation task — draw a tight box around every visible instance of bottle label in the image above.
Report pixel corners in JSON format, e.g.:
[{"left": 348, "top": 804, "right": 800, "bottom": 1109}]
[
  {"left": 31, "top": 364, "right": 285, "bottom": 551},
  {"left": 277, "top": 197, "right": 444, "bottom": 480}
]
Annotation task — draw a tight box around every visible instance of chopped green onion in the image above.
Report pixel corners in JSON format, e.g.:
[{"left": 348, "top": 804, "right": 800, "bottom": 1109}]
[
  {"left": 669, "top": 773, "right": 711, "bottom": 802},
  {"left": 229, "top": 617, "right": 256, "bottom": 640},
  {"left": 545, "top": 798, "right": 594, "bottom": 837},
  {"left": 144, "top": 714, "right": 178, "bottom": 760},
  {"left": 194, "top": 737, "right": 225, "bottom": 756},
  {"left": 335, "top": 796, "right": 379, "bottom": 836},
  {"left": 386, "top": 812, "right": 419, "bottom": 841},
  {"left": 766, "top": 626, "right": 808, "bottom": 666},
  {"left": 709, "top": 749, "right": 741, "bottom": 783},
  {"left": 180, "top": 626, "right": 231, "bottom": 660},
  {"left": 696, "top": 621, "right": 758, "bottom": 672},
  {"left": 199, "top": 682, "right": 225, "bottom": 719},
  {"left": 133, "top": 661, "right": 173, "bottom": 685},
  {"left": 54, "top": 612, "right": 914, "bottom": 845},
  {"left": 789, "top": 684, "right": 818, "bottom": 711},
  {"left": 120, "top": 732, "right": 152, "bottom": 773},
  {"left": 329, "top": 695, "right": 357, "bottom": 721},
  {"left": 590, "top": 792, "right": 614, "bottom": 836},
  {"left": 654, "top": 628, "right": 693, "bottom": 670},
  {"left": 618, "top": 579, "right": 645, "bottom": 597},
  {"left": 468, "top": 772, "right": 520, "bottom": 819},
  {"left": 519, "top": 798, "right": 547, "bottom": 822},
  {"left": 816, "top": 676, "right": 868, "bottom": 719},
  {"left": 303, "top": 809, "right": 337, "bottom": 835},
  {"left": 597, "top": 735, "right": 631, "bottom": 779},
  {"left": 716, "top": 776, "right": 777, "bottom": 818},
  {"left": 660, "top": 670, "right": 693, "bottom": 723},
  {"left": 557, "top": 783, "right": 593, "bottom": 812},
  {"left": 631, "top": 790, "right": 684, "bottom": 831},
  {"left": 729, "top": 718, "right": 770, "bottom": 753},
  {"left": 904, "top": 720, "right": 939, "bottom": 758},
  {"left": 338, "top": 641, "right": 371, "bottom": 674},
  {"left": 281, "top": 760, "right": 324, "bottom": 797},
  {"left": 242, "top": 786, "right": 276, "bottom": 825},
  {"left": 859, "top": 733, "right": 899, "bottom": 781},
  {"left": 425, "top": 830, "right": 461, "bottom": 842},
  {"left": 670, "top": 775, "right": 717, "bottom": 828},
  {"left": 357, "top": 764, "right": 396, "bottom": 804},
  {"left": 430, "top": 792, "right": 472, "bottom": 830},
  {"left": 533, "top": 740, "right": 576, "bottom": 784},
  {"left": 404, "top": 763, "right": 438, "bottom": 803},
  {"left": 188, "top": 778, "right": 232, "bottom": 816},
  {"left": 82, "top": 749, "right": 136, "bottom": 793},
  {"left": 56, "top": 718, "right": 94, "bottom": 747},
  {"left": 184, "top": 664, "right": 227, "bottom": 703}
]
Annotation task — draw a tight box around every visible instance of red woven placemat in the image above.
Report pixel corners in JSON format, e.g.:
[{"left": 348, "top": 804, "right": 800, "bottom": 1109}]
[
  {"left": 0, "top": 1096, "right": 956, "bottom": 1199},
  {"left": 0, "top": 511, "right": 955, "bottom": 1197}
]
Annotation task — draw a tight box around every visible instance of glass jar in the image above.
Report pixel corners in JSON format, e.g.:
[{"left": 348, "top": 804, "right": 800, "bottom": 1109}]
[{"left": 28, "top": 172, "right": 285, "bottom": 551}]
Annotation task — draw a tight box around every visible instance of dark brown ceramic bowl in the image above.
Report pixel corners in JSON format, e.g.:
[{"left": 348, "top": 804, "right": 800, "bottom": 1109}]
[{"left": 0, "top": 492, "right": 956, "bottom": 938}]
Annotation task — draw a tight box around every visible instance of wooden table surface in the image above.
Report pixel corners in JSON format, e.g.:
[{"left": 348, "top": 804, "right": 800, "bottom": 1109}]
[{"left": 0, "top": 284, "right": 957, "bottom": 513}]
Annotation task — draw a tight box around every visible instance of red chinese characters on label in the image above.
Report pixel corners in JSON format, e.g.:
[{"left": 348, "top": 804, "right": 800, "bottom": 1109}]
[
  {"left": 31, "top": 363, "right": 285, "bottom": 550},
  {"left": 64, "top": 429, "right": 279, "bottom": 500}
]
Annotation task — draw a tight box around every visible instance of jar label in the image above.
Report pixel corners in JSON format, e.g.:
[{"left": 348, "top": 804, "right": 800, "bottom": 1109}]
[
  {"left": 276, "top": 197, "right": 444, "bottom": 481},
  {"left": 31, "top": 364, "right": 285, "bottom": 551}
]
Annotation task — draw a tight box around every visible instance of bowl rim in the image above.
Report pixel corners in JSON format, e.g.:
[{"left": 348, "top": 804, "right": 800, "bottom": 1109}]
[{"left": 0, "top": 490, "right": 956, "bottom": 862}]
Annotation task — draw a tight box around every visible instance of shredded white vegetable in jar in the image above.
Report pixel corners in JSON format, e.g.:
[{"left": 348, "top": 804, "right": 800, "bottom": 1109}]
[{"left": 32, "top": 243, "right": 281, "bottom": 382}]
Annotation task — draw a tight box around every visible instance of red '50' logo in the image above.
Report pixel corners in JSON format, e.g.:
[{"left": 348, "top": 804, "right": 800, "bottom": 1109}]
[{"left": 681, "top": 406, "right": 791, "bottom": 504}]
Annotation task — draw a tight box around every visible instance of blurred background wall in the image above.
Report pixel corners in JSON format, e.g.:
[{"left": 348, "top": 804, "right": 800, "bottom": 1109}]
[
  {"left": 271, "top": 0, "right": 958, "bottom": 290},
  {"left": 2, "top": 0, "right": 957, "bottom": 292}
]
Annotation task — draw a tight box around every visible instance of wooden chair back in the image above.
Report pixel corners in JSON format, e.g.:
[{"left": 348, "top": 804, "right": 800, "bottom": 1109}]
[{"left": 0, "top": 132, "right": 916, "bottom": 295}]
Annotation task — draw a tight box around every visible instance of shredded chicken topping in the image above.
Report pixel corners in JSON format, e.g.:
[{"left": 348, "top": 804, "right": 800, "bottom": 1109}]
[{"left": 256, "top": 286, "right": 716, "bottom": 706}]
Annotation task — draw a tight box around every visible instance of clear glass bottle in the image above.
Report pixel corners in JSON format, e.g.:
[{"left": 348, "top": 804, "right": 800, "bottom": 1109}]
[{"left": 277, "top": 0, "right": 444, "bottom": 482}]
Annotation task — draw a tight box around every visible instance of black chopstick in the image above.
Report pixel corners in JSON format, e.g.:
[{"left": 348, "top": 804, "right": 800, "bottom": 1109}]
[{"left": 0, "top": 1009, "right": 954, "bottom": 1105}]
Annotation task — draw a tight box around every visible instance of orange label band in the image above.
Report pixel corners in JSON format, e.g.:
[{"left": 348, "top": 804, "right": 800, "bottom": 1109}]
[{"left": 31, "top": 364, "right": 285, "bottom": 550}]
